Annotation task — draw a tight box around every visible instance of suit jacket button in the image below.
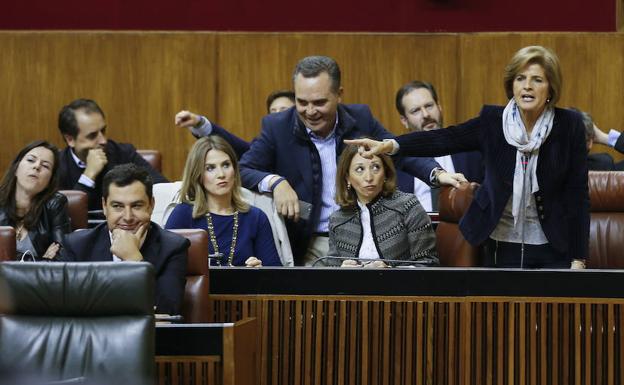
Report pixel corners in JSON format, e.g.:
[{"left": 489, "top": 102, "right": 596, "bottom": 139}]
[
  {"left": 538, "top": 205, "right": 544, "bottom": 211},
  {"left": 536, "top": 196, "right": 542, "bottom": 201},
  {"left": 540, "top": 214, "right": 545, "bottom": 220}
]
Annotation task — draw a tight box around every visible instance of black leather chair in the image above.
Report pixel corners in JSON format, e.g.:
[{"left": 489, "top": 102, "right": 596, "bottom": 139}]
[{"left": 0, "top": 262, "right": 155, "bottom": 385}]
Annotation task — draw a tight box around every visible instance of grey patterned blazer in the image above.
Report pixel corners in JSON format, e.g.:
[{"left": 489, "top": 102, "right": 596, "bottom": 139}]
[{"left": 327, "top": 191, "right": 439, "bottom": 266}]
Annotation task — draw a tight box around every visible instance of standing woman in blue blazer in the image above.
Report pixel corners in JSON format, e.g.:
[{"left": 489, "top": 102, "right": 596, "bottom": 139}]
[{"left": 346, "top": 46, "right": 589, "bottom": 269}]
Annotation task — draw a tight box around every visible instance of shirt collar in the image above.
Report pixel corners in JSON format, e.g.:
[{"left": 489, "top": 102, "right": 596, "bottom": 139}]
[
  {"left": 305, "top": 114, "right": 339, "bottom": 140},
  {"left": 69, "top": 148, "right": 87, "bottom": 169}
]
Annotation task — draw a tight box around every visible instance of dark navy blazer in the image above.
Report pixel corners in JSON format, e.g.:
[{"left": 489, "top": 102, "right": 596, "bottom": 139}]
[
  {"left": 60, "top": 222, "right": 189, "bottom": 315},
  {"left": 396, "top": 150, "right": 484, "bottom": 195},
  {"left": 396, "top": 105, "right": 589, "bottom": 261},
  {"left": 236, "top": 104, "right": 440, "bottom": 261}
]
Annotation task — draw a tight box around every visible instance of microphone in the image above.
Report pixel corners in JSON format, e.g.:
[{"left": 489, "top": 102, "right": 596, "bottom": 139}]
[{"left": 311, "top": 255, "right": 433, "bottom": 267}]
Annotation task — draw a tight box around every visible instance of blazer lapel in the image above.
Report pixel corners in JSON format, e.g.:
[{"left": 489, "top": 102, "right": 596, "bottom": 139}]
[
  {"left": 91, "top": 225, "right": 114, "bottom": 261},
  {"left": 292, "top": 117, "right": 315, "bottom": 195},
  {"left": 140, "top": 225, "right": 163, "bottom": 272}
]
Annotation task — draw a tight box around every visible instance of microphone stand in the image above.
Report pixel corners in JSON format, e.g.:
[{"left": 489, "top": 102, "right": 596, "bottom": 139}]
[{"left": 519, "top": 152, "right": 530, "bottom": 268}]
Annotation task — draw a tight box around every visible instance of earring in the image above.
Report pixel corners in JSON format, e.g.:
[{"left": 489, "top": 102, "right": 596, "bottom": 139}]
[
  {"left": 546, "top": 97, "right": 551, "bottom": 104},
  {"left": 347, "top": 182, "right": 351, "bottom": 190}
]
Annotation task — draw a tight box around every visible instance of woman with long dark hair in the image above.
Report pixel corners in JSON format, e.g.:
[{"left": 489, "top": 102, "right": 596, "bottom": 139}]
[{"left": 0, "top": 140, "right": 71, "bottom": 260}]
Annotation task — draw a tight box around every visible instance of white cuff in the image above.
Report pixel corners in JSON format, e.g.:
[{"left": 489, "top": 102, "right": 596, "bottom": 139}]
[
  {"left": 189, "top": 116, "right": 213, "bottom": 137},
  {"left": 383, "top": 139, "right": 400, "bottom": 155},
  {"left": 78, "top": 174, "right": 96, "bottom": 188},
  {"left": 259, "top": 174, "right": 281, "bottom": 193},
  {"left": 607, "top": 129, "right": 621, "bottom": 147}
]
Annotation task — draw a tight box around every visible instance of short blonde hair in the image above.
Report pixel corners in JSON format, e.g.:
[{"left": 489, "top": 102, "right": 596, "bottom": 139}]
[
  {"left": 179, "top": 136, "right": 249, "bottom": 218},
  {"left": 503, "top": 46, "right": 562, "bottom": 106},
  {"left": 335, "top": 143, "right": 397, "bottom": 208}
]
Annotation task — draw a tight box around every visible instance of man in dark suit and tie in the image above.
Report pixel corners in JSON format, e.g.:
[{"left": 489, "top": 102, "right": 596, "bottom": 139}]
[
  {"left": 60, "top": 164, "right": 188, "bottom": 315},
  {"left": 395, "top": 81, "right": 484, "bottom": 211},
  {"left": 57, "top": 98, "right": 168, "bottom": 210}
]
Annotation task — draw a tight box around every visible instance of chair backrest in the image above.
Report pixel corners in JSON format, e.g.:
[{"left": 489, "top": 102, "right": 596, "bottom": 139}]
[
  {"left": 0, "top": 226, "right": 16, "bottom": 262},
  {"left": 587, "top": 171, "right": 624, "bottom": 268},
  {"left": 151, "top": 181, "right": 183, "bottom": 226},
  {"left": 59, "top": 190, "right": 88, "bottom": 230},
  {"left": 436, "top": 183, "right": 481, "bottom": 267},
  {"left": 0, "top": 262, "right": 155, "bottom": 385},
  {"left": 169, "top": 228, "right": 211, "bottom": 323},
  {"left": 138, "top": 149, "right": 163, "bottom": 173}
]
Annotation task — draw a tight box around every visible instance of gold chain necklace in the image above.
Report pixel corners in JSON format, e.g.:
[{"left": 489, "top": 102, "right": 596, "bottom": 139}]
[
  {"left": 15, "top": 221, "right": 26, "bottom": 241},
  {"left": 206, "top": 211, "right": 239, "bottom": 266}
]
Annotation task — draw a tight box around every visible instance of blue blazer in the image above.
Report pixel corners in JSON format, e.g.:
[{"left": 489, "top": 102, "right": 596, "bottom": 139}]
[
  {"left": 396, "top": 105, "right": 589, "bottom": 261},
  {"left": 396, "top": 150, "right": 484, "bottom": 194},
  {"left": 60, "top": 222, "right": 189, "bottom": 314},
  {"left": 237, "top": 104, "right": 439, "bottom": 260}
]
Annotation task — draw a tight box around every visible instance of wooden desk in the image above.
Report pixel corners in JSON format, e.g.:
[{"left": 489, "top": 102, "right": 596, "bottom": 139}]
[
  {"left": 156, "top": 318, "right": 257, "bottom": 385},
  {"left": 207, "top": 267, "right": 624, "bottom": 385}
]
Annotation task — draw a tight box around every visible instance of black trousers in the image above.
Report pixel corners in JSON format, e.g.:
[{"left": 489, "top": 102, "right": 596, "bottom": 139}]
[{"left": 483, "top": 238, "right": 570, "bottom": 269}]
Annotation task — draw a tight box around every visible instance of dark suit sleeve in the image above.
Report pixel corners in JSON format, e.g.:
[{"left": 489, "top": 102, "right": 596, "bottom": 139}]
[
  {"left": 562, "top": 115, "right": 590, "bottom": 261},
  {"left": 239, "top": 117, "right": 277, "bottom": 190},
  {"left": 155, "top": 237, "right": 189, "bottom": 315},
  {"left": 614, "top": 132, "right": 624, "bottom": 154},
  {"left": 397, "top": 115, "right": 482, "bottom": 158},
  {"left": 209, "top": 123, "right": 250, "bottom": 160},
  {"left": 57, "top": 233, "right": 80, "bottom": 262},
  {"left": 364, "top": 111, "right": 440, "bottom": 184}
]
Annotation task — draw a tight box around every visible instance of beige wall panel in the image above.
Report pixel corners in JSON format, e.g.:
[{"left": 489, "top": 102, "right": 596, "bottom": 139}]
[
  {"left": 0, "top": 32, "right": 217, "bottom": 181},
  {"left": 458, "top": 33, "right": 624, "bottom": 161},
  {"left": 2, "top": 32, "right": 623, "bottom": 178},
  {"left": 215, "top": 33, "right": 458, "bottom": 138}
]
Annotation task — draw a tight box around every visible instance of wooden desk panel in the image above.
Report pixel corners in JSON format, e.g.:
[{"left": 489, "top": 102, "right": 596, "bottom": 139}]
[{"left": 205, "top": 268, "right": 624, "bottom": 385}]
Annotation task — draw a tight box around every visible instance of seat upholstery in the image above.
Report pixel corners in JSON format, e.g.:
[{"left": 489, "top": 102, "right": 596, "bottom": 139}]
[
  {"left": 169, "top": 228, "right": 211, "bottom": 323},
  {"left": 587, "top": 171, "right": 624, "bottom": 268},
  {"left": 138, "top": 149, "right": 163, "bottom": 173},
  {"left": 436, "top": 182, "right": 481, "bottom": 267},
  {"left": 0, "top": 262, "right": 155, "bottom": 385},
  {"left": 59, "top": 190, "right": 88, "bottom": 230},
  {"left": 0, "top": 226, "right": 15, "bottom": 262}
]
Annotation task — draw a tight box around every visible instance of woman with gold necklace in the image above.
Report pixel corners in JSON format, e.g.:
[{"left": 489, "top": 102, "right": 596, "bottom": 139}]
[
  {"left": 0, "top": 140, "right": 71, "bottom": 260},
  {"left": 166, "top": 136, "right": 281, "bottom": 267}
]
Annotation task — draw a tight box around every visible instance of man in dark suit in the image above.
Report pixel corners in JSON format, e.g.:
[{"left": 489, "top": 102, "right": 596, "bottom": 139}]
[
  {"left": 57, "top": 99, "right": 168, "bottom": 210},
  {"left": 60, "top": 164, "right": 188, "bottom": 315},
  {"left": 394, "top": 81, "right": 484, "bottom": 211},
  {"left": 574, "top": 108, "right": 624, "bottom": 171},
  {"left": 173, "top": 58, "right": 466, "bottom": 264},
  {"left": 235, "top": 57, "right": 466, "bottom": 264}
]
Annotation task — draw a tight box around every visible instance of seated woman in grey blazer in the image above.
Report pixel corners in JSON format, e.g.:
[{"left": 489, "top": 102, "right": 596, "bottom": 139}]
[{"left": 327, "top": 143, "right": 439, "bottom": 268}]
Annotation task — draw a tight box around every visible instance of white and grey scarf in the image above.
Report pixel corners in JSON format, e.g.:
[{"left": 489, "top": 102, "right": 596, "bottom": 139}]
[{"left": 501, "top": 99, "right": 554, "bottom": 225}]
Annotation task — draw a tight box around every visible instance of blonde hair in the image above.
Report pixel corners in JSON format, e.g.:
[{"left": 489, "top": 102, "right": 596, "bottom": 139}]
[
  {"left": 503, "top": 45, "right": 562, "bottom": 106},
  {"left": 335, "top": 143, "right": 397, "bottom": 208},
  {"left": 179, "top": 136, "right": 249, "bottom": 218}
]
